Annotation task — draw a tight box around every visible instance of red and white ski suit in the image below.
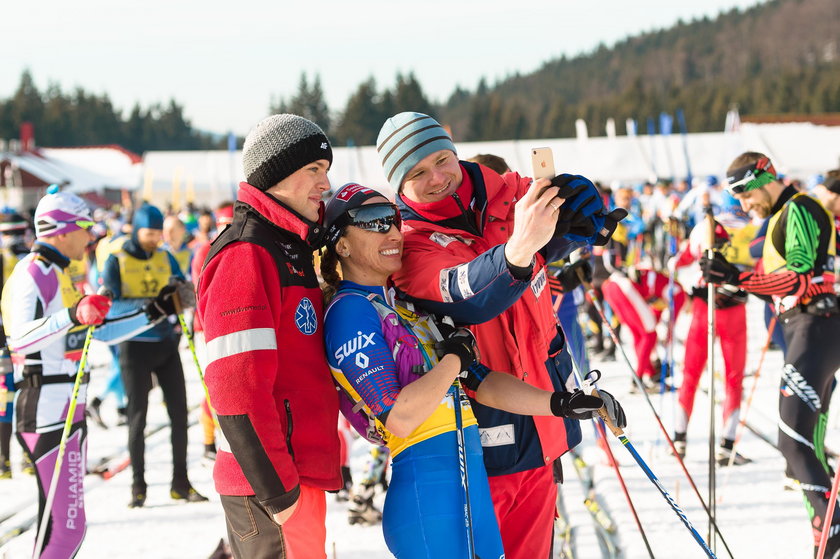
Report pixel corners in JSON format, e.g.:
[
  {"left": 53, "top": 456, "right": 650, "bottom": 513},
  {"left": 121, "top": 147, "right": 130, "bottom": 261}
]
[
  {"left": 601, "top": 268, "right": 685, "bottom": 379},
  {"left": 674, "top": 225, "right": 747, "bottom": 439}
]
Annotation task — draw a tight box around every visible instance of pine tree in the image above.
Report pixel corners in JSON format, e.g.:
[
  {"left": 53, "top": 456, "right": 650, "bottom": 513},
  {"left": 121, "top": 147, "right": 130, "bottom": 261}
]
[
  {"left": 391, "top": 72, "right": 433, "bottom": 116},
  {"left": 271, "top": 73, "right": 332, "bottom": 134},
  {"left": 334, "top": 77, "right": 386, "bottom": 146}
]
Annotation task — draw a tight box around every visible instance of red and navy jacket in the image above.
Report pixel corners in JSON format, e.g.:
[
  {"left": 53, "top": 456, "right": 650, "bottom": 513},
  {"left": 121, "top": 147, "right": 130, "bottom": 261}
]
[
  {"left": 392, "top": 161, "right": 583, "bottom": 476},
  {"left": 198, "top": 182, "right": 341, "bottom": 515}
]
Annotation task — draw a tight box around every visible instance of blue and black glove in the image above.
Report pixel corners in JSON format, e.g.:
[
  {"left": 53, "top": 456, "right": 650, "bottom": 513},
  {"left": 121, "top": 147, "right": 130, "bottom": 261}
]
[
  {"left": 552, "top": 174, "right": 603, "bottom": 222},
  {"left": 551, "top": 175, "right": 627, "bottom": 244}
]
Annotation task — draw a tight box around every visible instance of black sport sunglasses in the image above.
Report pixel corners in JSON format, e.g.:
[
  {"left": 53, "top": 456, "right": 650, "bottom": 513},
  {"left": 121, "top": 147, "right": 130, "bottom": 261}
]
[{"left": 327, "top": 203, "right": 402, "bottom": 246}]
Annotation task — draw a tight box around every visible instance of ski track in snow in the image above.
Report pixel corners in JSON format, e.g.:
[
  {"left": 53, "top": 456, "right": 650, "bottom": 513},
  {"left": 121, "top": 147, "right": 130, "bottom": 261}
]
[{"left": 1, "top": 297, "right": 835, "bottom": 558}]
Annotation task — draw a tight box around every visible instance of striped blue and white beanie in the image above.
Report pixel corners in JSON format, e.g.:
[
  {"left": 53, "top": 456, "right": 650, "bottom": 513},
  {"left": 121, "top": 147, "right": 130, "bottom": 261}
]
[{"left": 376, "top": 112, "right": 456, "bottom": 192}]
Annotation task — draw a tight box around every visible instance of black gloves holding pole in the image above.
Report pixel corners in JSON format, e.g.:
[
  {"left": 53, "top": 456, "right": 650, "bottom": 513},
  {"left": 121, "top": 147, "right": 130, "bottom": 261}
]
[
  {"left": 555, "top": 259, "right": 593, "bottom": 292},
  {"left": 435, "top": 320, "right": 627, "bottom": 427},
  {"left": 700, "top": 252, "right": 742, "bottom": 286},
  {"left": 145, "top": 277, "right": 196, "bottom": 322},
  {"left": 550, "top": 389, "right": 627, "bottom": 428}
]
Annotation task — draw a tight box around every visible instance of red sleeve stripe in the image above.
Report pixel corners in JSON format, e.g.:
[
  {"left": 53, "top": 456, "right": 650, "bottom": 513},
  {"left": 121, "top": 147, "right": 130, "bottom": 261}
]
[{"left": 740, "top": 270, "right": 808, "bottom": 298}]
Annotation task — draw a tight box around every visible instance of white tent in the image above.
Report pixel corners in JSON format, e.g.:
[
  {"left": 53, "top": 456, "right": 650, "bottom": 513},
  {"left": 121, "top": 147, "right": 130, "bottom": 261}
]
[{"left": 134, "top": 122, "right": 840, "bottom": 209}]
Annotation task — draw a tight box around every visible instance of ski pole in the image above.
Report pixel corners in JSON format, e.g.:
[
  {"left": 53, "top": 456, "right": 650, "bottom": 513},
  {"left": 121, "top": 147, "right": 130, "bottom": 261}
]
[
  {"left": 453, "top": 383, "right": 476, "bottom": 558},
  {"left": 593, "top": 418, "right": 653, "bottom": 558},
  {"left": 704, "top": 207, "right": 718, "bottom": 552},
  {"left": 436, "top": 317, "right": 476, "bottom": 558},
  {"left": 173, "top": 289, "right": 216, "bottom": 424},
  {"left": 32, "top": 324, "right": 96, "bottom": 559},
  {"left": 580, "top": 369, "right": 718, "bottom": 559},
  {"left": 563, "top": 325, "right": 654, "bottom": 558},
  {"left": 576, "top": 267, "right": 736, "bottom": 559},
  {"left": 661, "top": 223, "right": 682, "bottom": 399},
  {"left": 817, "top": 464, "right": 840, "bottom": 558}
]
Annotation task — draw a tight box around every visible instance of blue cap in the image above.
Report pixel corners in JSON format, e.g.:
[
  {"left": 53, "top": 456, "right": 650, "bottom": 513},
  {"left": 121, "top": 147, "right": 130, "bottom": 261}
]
[
  {"left": 376, "top": 112, "right": 456, "bottom": 191},
  {"left": 132, "top": 203, "right": 164, "bottom": 231}
]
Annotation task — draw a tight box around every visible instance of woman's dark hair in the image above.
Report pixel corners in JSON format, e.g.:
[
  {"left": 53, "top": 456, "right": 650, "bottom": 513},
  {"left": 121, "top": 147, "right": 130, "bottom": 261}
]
[{"left": 320, "top": 246, "right": 342, "bottom": 303}]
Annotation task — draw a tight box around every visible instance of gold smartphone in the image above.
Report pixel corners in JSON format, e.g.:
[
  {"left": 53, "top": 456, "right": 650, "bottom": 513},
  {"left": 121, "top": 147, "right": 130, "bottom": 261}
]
[
  {"left": 531, "top": 147, "right": 555, "bottom": 180},
  {"left": 531, "top": 147, "right": 556, "bottom": 196}
]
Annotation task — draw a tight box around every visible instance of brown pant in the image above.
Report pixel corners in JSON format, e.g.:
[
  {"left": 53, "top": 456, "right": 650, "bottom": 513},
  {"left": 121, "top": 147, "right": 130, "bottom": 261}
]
[{"left": 220, "top": 485, "right": 326, "bottom": 559}]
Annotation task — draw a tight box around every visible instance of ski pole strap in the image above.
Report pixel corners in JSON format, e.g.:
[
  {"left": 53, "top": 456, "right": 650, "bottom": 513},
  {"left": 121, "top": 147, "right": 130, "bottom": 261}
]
[{"left": 580, "top": 370, "right": 624, "bottom": 438}]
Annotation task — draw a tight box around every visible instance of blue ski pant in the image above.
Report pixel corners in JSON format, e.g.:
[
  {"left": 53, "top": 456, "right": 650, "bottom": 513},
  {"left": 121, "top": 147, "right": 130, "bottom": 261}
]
[{"left": 383, "top": 426, "right": 504, "bottom": 559}]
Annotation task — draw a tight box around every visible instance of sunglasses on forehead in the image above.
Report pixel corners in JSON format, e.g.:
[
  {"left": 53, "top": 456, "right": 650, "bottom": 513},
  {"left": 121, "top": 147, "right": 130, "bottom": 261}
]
[
  {"left": 328, "top": 203, "right": 401, "bottom": 246},
  {"left": 727, "top": 157, "right": 776, "bottom": 195},
  {"left": 60, "top": 219, "right": 95, "bottom": 230},
  {"left": 342, "top": 203, "right": 401, "bottom": 232}
]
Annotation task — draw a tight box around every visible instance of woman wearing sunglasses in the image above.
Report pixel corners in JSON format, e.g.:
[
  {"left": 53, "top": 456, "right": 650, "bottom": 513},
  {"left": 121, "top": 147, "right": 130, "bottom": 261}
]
[{"left": 321, "top": 183, "right": 625, "bottom": 558}]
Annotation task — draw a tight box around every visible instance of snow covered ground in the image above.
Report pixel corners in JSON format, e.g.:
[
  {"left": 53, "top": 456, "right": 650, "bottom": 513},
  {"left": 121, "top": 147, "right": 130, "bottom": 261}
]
[{"left": 1, "top": 297, "right": 836, "bottom": 558}]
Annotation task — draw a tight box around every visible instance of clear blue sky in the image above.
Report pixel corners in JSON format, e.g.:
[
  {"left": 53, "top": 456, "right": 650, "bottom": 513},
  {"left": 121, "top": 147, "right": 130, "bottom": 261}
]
[{"left": 2, "top": 0, "right": 765, "bottom": 136}]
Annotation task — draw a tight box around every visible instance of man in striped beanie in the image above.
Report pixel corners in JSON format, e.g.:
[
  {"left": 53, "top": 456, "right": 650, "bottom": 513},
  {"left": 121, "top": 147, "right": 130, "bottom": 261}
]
[{"left": 376, "top": 111, "right": 626, "bottom": 559}]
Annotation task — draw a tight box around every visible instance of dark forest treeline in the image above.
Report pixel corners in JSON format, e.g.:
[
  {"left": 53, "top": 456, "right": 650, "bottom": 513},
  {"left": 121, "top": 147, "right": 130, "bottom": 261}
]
[
  {"left": 1, "top": 0, "right": 838, "bottom": 152},
  {"left": 0, "top": 71, "right": 225, "bottom": 153}
]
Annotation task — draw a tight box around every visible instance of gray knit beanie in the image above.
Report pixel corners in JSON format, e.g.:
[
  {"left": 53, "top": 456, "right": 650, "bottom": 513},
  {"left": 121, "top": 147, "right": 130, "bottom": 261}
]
[
  {"left": 376, "top": 112, "right": 457, "bottom": 191},
  {"left": 242, "top": 114, "right": 333, "bottom": 191}
]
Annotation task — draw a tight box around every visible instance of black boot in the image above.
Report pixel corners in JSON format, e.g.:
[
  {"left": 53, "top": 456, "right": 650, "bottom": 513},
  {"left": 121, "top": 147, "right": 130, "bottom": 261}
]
[
  {"left": 129, "top": 483, "right": 147, "bottom": 508},
  {"left": 86, "top": 397, "right": 108, "bottom": 429},
  {"left": 671, "top": 431, "right": 687, "bottom": 459},
  {"left": 0, "top": 423, "right": 11, "bottom": 479},
  {"left": 21, "top": 452, "right": 34, "bottom": 475},
  {"left": 716, "top": 438, "right": 751, "bottom": 467},
  {"left": 347, "top": 484, "right": 381, "bottom": 525},
  {"left": 171, "top": 482, "right": 209, "bottom": 502}
]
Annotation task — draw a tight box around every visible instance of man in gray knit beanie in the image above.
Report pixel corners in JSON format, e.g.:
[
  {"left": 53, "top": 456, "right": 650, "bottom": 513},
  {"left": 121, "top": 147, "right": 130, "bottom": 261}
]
[
  {"left": 198, "top": 113, "right": 341, "bottom": 559},
  {"left": 243, "top": 113, "right": 333, "bottom": 192}
]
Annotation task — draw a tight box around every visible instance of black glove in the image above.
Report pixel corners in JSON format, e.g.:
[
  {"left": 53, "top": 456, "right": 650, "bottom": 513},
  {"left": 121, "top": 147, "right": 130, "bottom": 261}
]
[
  {"left": 597, "top": 389, "right": 627, "bottom": 429},
  {"left": 700, "top": 252, "right": 741, "bottom": 285},
  {"left": 145, "top": 278, "right": 196, "bottom": 322},
  {"left": 435, "top": 326, "right": 479, "bottom": 372},
  {"left": 549, "top": 173, "right": 590, "bottom": 200},
  {"left": 459, "top": 362, "right": 490, "bottom": 392},
  {"left": 566, "top": 211, "right": 596, "bottom": 239},
  {"left": 556, "top": 260, "right": 592, "bottom": 292},
  {"left": 592, "top": 208, "right": 629, "bottom": 246},
  {"left": 550, "top": 389, "right": 604, "bottom": 420}
]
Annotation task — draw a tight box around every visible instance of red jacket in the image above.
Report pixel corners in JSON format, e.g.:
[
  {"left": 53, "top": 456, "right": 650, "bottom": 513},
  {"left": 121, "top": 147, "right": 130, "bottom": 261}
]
[
  {"left": 392, "top": 162, "right": 581, "bottom": 472},
  {"left": 198, "top": 183, "right": 340, "bottom": 514}
]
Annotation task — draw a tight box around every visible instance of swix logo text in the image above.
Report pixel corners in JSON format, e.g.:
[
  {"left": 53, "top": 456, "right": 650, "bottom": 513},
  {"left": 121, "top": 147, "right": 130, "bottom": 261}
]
[
  {"left": 781, "top": 364, "right": 821, "bottom": 411},
  {"left": 334, "top": 331, "right": 376, "bottom": 365}
]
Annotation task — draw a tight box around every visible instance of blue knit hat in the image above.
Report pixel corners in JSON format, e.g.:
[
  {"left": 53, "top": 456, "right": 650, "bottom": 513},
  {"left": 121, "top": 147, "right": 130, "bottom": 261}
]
[
  {"left": 132, "top": 203, "right": 164, "bottom": 231},
  {"left": 376, "top": 112, "right": 456, "bottom": 191}
]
